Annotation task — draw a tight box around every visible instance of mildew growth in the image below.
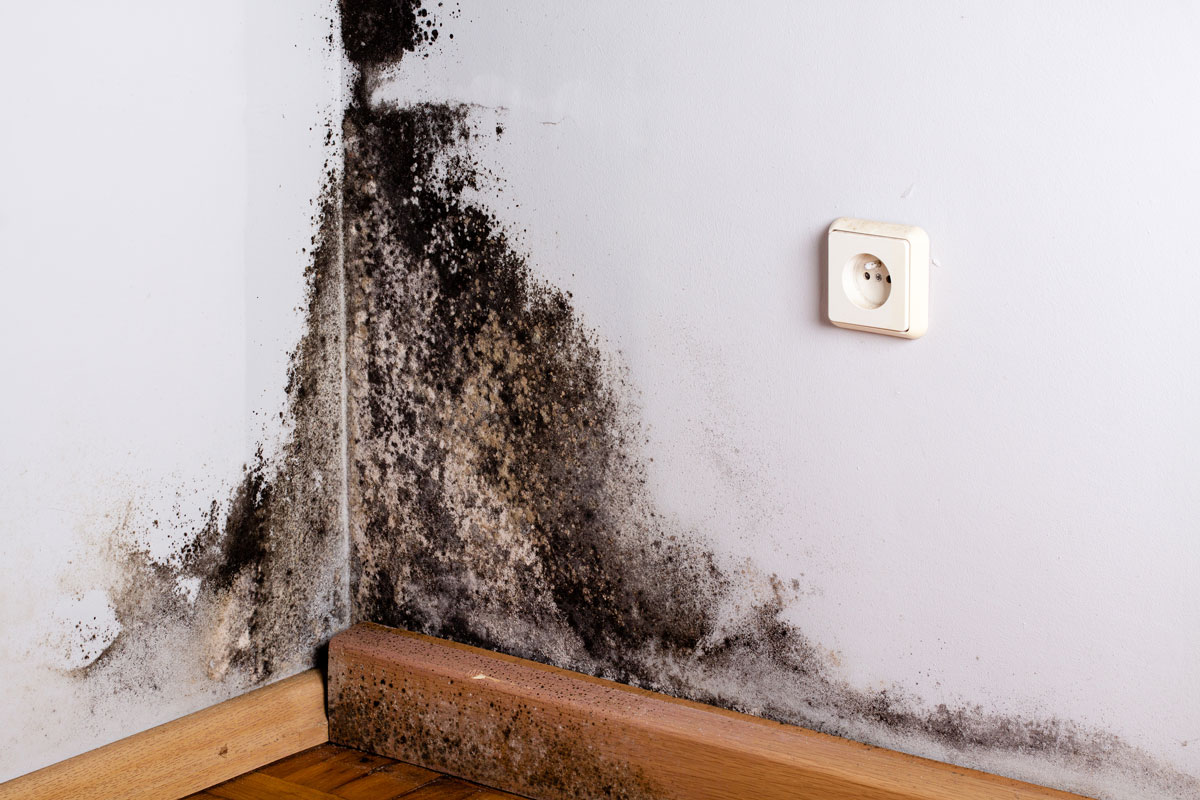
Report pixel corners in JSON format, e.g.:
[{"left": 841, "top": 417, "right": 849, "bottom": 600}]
[
  {"left": 81, "top": 181, "right": 348, "bottom": 692},
  {"left": 340, "top": 0, "right": 443, "bottom": 68},
  {"left": 339, "top": 3, "right": 1199, "bottom": 799},
  {"left": 332, "top": 671, "right": 660, "bottom": 800},
  {"left": 328, "top": 625, "right": 662, "bottom": 800}
]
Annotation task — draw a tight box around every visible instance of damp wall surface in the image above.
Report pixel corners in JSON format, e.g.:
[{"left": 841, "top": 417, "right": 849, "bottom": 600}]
[
  {"left": 2, "top": 1, "right": 1197, "bottom": 796},
  {"left": 0, "top": 0, "right": 344, "bottom": 780},
  {"left": 344, "top": 2, "right": 1200, "bottom": 799}
]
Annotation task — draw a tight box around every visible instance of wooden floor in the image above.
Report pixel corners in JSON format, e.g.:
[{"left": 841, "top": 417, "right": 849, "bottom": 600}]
[{"left": 187, "top": 744, "right": 528, "bottom": 800}]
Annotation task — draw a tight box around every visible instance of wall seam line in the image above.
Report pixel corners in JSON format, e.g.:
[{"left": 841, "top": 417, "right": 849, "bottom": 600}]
[{"left": 334, "top": 31, "right": 352, "bottom": 631}]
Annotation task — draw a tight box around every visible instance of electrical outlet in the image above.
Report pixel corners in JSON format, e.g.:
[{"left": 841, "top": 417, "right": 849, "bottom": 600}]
[{"left": 827, "top": 218, "right": 929, "bottom": 339}]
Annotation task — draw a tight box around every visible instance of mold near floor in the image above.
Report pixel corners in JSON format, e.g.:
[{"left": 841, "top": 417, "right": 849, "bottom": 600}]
[{"left": 331, "top": 3, "right": 1199, "bottom": 798}]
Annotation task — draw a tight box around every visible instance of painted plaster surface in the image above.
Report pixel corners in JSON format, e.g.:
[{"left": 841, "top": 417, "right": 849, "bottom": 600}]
[
  {"left": 2, "top": 2, "right": 1196, "bottom": 798},
  {"left": 342, "top": 3, "right": 1200, "bottom": 799},
  {"left": 0, "top": 0, "right": 345, "bottom": 780}
]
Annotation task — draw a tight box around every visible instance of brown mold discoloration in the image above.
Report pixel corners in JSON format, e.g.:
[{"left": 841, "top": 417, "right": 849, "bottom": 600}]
[
  {"left": 338, "top": 5, "right": 1199, "bottom": 799},
  {"left": 56, "top": 2, "right": 1195, "bottom": 797},
  {"left": 83, "top": 175, "right": 348, "bottom": 691},
  {"left": 341, "top": 97, "right": 725, "bottom": 674},
  {"left": 332, "top": 675, "right": 660, "bottom": 800},
  {"left": 329, "top": 626, "right": 662, "bottom": 800}
]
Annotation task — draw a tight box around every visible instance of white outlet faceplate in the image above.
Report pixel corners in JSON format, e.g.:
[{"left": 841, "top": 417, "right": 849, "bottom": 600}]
[{"left": 827, "top": 218, "right": 929, "bottom": 339}]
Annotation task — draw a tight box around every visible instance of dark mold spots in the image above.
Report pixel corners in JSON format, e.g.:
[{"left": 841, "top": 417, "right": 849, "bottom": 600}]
[
  {"left": 204, "top": 459, "right": 272, "bottom": 591},
  {"left": 338, "top": 18, "right": 1200, "bottom": 797},
  {"left": 333, "top": 675, "right": 659, "bottom": 800},
  {"left": 87, "top": 180, "right": 347, "bottom": 689},
  {"left": 342, "top": 96, "right": 726, "bottom": 681},
  {"left": 327, "top": 632, "right": 662, "bottom": 800},
  {"left": 340, "top": 0, "right": 447, "bottom": 68}
]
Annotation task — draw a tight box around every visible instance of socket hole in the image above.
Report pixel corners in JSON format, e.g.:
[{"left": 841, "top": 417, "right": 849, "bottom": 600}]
[{"left": 842, "top": 254, "right": 891, "bottom": 310}]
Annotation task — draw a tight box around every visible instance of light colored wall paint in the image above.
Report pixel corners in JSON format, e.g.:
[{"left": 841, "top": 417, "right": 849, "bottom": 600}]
[
  {"left": 376, "top": 0, "right": 1200, "bottom": 785},
  {"left": 3, "top": 0, "right": 1196, "bottom": 793},
  {"left": 0, "top": 0, "right": 339, "bottom": 780}
]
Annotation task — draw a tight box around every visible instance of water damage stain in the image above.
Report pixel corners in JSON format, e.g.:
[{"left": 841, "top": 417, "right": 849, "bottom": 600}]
[
  {"left": 82, "top": 176, "right": 347, "bottom": 692},
  {"left": 338, "top": 3, "right": 1198, "bottom": 799}
]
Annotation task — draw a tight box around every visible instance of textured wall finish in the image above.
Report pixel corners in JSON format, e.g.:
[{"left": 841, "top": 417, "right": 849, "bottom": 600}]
[{"left": 337, "top": 3, "right": 1199, "bottom": 799}]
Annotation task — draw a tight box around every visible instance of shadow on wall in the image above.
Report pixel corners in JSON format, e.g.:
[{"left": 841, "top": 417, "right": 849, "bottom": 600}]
[{"left": 335, "top": 3, "right": 1198, "bottom": 800}]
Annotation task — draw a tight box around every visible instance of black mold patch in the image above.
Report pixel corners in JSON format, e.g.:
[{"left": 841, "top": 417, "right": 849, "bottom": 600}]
[
  {"left": 84, "top": 179, "right": 347, "bottom": 690},
  {"left": 340, "top": 0, "right": 431, "bottom": 68},
  {"left": 204, "top": 460, "right": 272, "bottom": 592},
  {"left": 343, "top": 99, "right": 725, "bottom": 678},
  {"left": 338, "top": 10, "right": 1200, "bottom": 798},
  {"left": 340, "top": 0, "right": 456, "bottom": 70}
]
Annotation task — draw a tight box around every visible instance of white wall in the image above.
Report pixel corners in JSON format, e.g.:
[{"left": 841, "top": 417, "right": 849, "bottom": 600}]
[
  {"left": 2, "top": 0, "right": 1195, "bottom": 791},
  {"left": 0, "top": 0, "right": 338, "bottom": 780},
  {"left": 377, "top": 0, "right": 1200, "bottom": 785}
]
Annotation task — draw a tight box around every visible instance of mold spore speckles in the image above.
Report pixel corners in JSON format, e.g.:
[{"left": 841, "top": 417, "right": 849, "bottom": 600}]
[
  {"left": 342, "top": 98, "right": 727, "bottom": 675},
  {"left": 81, "top": 187, "right": 348, "bottom": 693},
  {"left": 340, "top": 0, "right": 459, "bottom": 71},
  {"left": 47, "top": 590, "right": 122, "bottom": 671},
  {"left": 333, "top": 673, "right": 660, "bottom": 800},
  {"left": 327, "top": 627, "right": 663, "bottom": 800},
  {"left": 338, "top": 11, "right": 1199, "bottom": 798}
]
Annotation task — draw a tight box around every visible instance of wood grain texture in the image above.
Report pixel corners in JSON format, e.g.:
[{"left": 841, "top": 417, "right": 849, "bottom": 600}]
[
  {"left": 207, "top": 772, "right": 339, "bottom": 800},
  {"left": 261, "top": 745, "right": 351, "bottom": 780},
  {"left": 332, "top": 763, "right": 442, "bottom": 799},
  {"left": 192, "top": 745, "right": 520, "bottom": 800},
  {"left": 328, "top": 623, "right": 1095, "bottom": 800},
  {"left": 398, "top": 780, "right": 493, "bottom": 800},
  {"left": 269, "top": 747, "right": 394, "bottom": 791},
  {"left": 0, "top": 669, "right": 329, "bottom": 800}
]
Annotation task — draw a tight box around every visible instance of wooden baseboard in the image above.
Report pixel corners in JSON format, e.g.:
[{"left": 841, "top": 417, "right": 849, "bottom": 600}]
[
  {"left": 0, "top": 669, "right": 328, "bottom": 800},
  {"left": 328, "top": 623, "right": 1092, "bottom": 800}
]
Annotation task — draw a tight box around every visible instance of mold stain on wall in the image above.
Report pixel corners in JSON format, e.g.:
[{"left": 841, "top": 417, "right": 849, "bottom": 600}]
[
  {"left": 75, "top": 172, "right": 348, "bottom": 697},
  {"left": 337, "top": 3, "right": 1198, "bottom": 799},
  {"left": 39, "top": 2, "right": 1193, "bottom": 798}
]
